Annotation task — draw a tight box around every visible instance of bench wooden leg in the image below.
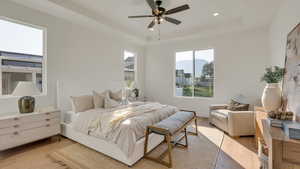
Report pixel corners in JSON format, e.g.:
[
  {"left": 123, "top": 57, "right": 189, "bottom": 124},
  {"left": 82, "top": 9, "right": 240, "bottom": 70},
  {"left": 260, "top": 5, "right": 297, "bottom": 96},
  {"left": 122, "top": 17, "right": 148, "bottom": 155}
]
[
  {"left": 184, "top": 128, "right": 188, "bottom": 148},
  {"left": 144, "top": 127, "right": 150, "bottom": 156},
  {"left": 166, "top": 133, "right": 173, "bottom": 168}
]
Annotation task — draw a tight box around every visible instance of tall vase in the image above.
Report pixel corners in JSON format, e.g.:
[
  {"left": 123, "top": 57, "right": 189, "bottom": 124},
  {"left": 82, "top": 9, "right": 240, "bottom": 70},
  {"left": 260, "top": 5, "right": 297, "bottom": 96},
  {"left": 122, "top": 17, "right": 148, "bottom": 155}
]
[{"left": 261, "top": 83, "right": 282, "bottom": 112}]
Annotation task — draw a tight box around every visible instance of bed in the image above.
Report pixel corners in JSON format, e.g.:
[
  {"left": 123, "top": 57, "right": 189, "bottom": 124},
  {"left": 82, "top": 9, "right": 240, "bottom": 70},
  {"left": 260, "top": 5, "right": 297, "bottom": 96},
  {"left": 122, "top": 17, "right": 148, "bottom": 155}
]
[{"left": 61, "top": 102, "right": 179, "bottom": 166}]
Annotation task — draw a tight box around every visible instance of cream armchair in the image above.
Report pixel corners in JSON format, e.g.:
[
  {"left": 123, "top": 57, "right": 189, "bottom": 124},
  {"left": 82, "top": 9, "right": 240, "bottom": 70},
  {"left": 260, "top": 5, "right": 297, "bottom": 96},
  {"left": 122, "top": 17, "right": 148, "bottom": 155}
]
[{"left": 209, "top": 104, "right": 255, "bottom": 137}]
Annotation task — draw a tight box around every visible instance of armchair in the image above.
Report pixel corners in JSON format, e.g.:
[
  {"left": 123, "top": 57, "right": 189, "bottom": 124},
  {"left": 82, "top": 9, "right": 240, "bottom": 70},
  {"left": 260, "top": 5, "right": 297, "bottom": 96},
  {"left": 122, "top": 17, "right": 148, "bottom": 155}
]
[{"left": 209, "top": 104, "right": 255, "bottom": 137}]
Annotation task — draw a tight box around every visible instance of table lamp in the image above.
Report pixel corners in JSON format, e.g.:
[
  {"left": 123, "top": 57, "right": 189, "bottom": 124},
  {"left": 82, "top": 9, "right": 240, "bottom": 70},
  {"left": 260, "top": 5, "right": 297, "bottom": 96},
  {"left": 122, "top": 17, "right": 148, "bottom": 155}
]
[{"left": 12, "top": 81, "right": 40, "bottom": 113}]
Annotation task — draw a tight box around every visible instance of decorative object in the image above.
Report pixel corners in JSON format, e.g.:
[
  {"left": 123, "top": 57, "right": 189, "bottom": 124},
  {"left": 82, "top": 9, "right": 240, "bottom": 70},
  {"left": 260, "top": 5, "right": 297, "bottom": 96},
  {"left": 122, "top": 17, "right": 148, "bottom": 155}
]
[
  {"left": 261, "top": 66, "right": 285, "bottom": 112},
  {"left": 284, "top": 122, "right": 300, "bottom": 140},
  {"left": 268, "top": 110, "right": 294, "bottom": 121},
  {"left": 130, "top": 82, "right": 140, "bottom": 99},
  {"left": 121, "top": 83, "right": 129, "bottom": 105},
  {"left": 283, "top": 23, "right": 300, "bottom": 122},
  {"left": 12, "top": 81, "right": 40, "bottom": 114}
]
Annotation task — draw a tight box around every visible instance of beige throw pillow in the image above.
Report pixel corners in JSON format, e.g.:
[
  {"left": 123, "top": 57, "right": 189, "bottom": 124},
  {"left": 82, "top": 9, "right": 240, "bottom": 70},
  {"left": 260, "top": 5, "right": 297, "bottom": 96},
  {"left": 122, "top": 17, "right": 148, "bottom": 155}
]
[
  {"left": 110, "top": 90, "right": 122, "bottom": 101},
  {"left": 70, "top": 95, "right": 94, "bottom": 113},
  {"left": 104, "top": 96, "right": 120, "bottom": 109},
  {"left": 93, "top": 90, "right": 109, "bottom": 108}
]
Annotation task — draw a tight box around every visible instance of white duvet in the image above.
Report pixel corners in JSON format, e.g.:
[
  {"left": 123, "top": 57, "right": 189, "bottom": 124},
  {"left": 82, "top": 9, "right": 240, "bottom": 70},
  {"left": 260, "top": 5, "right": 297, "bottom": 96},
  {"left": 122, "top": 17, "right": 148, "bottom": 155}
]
[{"left": 73, "top": 102, "right": 178, "bottom": 157}]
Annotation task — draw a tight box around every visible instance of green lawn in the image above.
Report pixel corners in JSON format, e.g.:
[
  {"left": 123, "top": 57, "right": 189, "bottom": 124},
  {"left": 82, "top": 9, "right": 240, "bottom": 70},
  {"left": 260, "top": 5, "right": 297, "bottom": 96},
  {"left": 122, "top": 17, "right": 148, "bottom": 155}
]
[{"left": 182, "top": 86, "right": 213, "bottom": 97}]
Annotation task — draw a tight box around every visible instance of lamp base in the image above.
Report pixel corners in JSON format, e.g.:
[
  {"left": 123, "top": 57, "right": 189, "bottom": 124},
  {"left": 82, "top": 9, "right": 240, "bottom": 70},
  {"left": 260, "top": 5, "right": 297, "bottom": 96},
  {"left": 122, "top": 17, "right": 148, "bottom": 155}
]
[{"left": 18, "top": 96, "right": 35, "bottom": 114}]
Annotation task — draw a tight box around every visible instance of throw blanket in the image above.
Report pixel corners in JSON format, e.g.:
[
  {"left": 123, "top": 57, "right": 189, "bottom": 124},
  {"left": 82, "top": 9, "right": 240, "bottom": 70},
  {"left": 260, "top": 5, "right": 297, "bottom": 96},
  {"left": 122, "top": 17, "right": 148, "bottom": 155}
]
[{"left": 73, "top": 102, "right": 178, "bottom": 157}]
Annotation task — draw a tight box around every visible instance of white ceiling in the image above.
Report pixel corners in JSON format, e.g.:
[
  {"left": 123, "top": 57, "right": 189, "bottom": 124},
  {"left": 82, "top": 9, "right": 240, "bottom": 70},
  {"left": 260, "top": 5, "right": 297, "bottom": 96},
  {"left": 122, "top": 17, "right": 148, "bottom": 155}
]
[{"left": 12, "top": 0, "right": 284, "bottom": 42}]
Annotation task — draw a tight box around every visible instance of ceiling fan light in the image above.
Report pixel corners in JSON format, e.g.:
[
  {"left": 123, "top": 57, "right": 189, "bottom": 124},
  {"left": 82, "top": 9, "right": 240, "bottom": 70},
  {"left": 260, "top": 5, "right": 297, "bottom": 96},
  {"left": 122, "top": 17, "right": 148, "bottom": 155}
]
[
  {"left": 213, "top": 12, "right": 220, "bottom": 16},
  {"left": 148, "top": 27, "right": 154, "bottom": 31}
]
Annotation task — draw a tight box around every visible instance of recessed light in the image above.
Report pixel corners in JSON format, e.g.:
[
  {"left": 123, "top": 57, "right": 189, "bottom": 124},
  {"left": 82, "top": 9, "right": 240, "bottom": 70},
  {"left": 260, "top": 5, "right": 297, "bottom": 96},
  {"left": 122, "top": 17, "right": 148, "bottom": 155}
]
[
  {"left": 149, "top": 28, "right": 154, "bottom": 31},
  {"left": 213, "top": 13, "right": 220, "bottom": 16}
]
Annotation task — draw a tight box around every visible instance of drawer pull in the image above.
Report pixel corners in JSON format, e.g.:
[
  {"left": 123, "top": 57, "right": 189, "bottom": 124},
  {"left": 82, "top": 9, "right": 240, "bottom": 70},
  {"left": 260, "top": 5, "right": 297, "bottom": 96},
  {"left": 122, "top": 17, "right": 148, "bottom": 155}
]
[
  {"left": 46, "top": 124, "right": 50, "bottom": 127},
  {"left": 13, "top": 117, "right": 19, "bottom": 121},
  {"left": 14, "top": 125, "right": 20, "bottom": 128},
  {"left": 13, "top": 132, "right": 19, "bottom": 135},
  {"left": 46, "top": 112, "right": 51, "bottom": 115},
  {"left": 46, "top": 119, "right": 50, "bottom": 122}
]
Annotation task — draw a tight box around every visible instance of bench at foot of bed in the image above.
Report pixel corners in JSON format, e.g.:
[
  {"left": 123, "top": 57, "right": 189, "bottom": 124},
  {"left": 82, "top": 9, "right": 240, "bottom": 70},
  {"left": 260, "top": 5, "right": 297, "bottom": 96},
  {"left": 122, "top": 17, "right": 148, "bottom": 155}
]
[{"left": 144, "top": 110, "right": 198, "bottom": 168}]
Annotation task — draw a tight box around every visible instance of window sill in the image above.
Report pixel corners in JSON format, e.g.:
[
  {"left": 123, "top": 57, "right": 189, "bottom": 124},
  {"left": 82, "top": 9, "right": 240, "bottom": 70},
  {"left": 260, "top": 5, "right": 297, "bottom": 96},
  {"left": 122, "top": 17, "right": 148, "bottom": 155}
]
[
  {"left": 174, "top": 96, "right": 214, "bottom": 100},
  {"left": 0, "top": 93, "right": 47, "bottom": 99}
]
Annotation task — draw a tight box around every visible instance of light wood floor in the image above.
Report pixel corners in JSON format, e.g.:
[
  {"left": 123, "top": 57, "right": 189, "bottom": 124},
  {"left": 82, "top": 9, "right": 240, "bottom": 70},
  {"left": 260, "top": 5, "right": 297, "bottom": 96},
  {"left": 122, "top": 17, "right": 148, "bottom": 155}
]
[{"left": 0, "top": 119, "right": 260, "bottom": 169}]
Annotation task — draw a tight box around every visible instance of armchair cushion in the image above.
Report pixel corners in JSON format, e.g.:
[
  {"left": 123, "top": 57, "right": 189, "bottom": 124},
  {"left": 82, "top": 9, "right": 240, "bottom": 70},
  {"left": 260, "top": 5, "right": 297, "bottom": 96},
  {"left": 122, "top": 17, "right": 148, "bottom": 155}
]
[
  {"left": 209, "top": 104, "right": 228, "bottom": 111},
  {"left": 228, "top": 99, "right": 249, "bottom": 111}
]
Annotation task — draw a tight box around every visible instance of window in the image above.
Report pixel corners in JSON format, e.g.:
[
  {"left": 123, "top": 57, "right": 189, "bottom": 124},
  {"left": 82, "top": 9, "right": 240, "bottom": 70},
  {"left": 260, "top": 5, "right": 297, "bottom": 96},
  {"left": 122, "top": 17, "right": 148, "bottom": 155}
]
[
  {"left": 124, "top": 51, "right": 136, "bottom": 87},
  {"left": 0, "top": 18, "right": 46, "bottom": 95},
  {"left": 175, "top": 49, "right": 214, "bottom": 98}
]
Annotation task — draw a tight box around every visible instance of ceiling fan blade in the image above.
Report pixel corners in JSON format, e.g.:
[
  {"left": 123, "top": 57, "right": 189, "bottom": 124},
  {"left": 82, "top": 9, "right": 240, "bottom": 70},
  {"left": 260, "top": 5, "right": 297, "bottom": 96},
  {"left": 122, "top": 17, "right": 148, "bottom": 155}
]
[
  {"left": 128, "top": 15, "right": 154, "bottom": 18},
  {"left": 164, "top": 17, "right": 181, "bottom": 25},
  {"left": 146, "top": 0, "right": 156, "bottom": 10},
  {"left": 165, "top": 4, "right": 190, "bottom": 15},
  {"left": 148, "top": 20, "right": 155, "bottom": 29}
]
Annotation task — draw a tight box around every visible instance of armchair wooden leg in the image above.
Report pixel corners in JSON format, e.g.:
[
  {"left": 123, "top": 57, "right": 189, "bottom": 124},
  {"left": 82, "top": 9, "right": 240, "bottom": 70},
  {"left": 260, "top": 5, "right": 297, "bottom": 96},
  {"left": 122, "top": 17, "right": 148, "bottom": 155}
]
[{"left": 195, "top": 118, "right": 198, "bottom": 136}]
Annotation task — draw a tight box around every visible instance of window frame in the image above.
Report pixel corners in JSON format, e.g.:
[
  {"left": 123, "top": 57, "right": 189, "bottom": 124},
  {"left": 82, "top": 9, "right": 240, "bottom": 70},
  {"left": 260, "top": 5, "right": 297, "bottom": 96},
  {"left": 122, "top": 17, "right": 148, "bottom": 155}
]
[
  {"left": 173, "top": 48, "right": 215, "bottom": 99},
  {"left": 0, "top": 16, "right": 47, "bottom": 98},
  {"left": 123, "top": 50, "right": 138, "bottom": 86}
]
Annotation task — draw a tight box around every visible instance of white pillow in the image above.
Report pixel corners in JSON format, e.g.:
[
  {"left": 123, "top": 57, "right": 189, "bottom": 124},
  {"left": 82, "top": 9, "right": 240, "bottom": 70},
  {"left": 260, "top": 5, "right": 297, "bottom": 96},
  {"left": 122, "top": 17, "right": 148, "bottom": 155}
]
[
  {"left": 109, "top": 90, "right": 122, "bottom": 101},
  {"left": 70, "top": 95, "right": 94, "bottom": 113},
  {"left": 104, "top": 96, "right": 120, "bottom": 109},
  {"left": 93, "top": 90, "right": 109, "bottom": 108}
]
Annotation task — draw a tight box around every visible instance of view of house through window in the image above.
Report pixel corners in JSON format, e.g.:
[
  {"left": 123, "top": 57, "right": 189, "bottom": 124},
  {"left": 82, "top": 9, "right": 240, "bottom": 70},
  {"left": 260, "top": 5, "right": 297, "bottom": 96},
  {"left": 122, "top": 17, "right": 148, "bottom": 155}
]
[
  {"left": 124, "top": 51, "right": 135, "bottom": 87},
  {"left": 0, "top": 18, "right": 45, "bottom": 95},
  {"left": 175, "top": 49, "right": 214, "bottom": 97}
]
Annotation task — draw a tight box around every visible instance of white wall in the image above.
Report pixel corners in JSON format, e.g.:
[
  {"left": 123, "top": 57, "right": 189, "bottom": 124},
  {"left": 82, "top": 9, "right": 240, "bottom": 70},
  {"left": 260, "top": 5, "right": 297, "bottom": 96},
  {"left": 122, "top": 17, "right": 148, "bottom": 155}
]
[
  {"left": 0, "top": 1, "right": 145, "bottom": 113},
  {"left": 269, "top": 0, "right": 300, "bottom": 66},
  {"left": 145, "top": 28, "right": 269, "bottom": 117}
]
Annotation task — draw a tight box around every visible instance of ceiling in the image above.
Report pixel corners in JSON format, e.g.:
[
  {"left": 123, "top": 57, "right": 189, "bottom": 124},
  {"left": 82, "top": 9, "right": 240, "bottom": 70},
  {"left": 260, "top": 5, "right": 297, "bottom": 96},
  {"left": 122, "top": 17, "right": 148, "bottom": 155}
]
[{"left": 12, "top": 0, "right": 284, "bottom": 42}]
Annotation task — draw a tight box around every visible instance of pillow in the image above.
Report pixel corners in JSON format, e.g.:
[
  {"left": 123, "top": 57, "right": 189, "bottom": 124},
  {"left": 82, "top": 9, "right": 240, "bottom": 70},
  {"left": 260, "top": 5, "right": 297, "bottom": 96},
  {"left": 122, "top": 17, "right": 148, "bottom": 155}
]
[
  {"left": 104, "top": 96, "right": 120, "bottom": 109},
  {"left": 110, "top": 90, "right": 122, "bottom": 101},
  {"left": 93, "top": 90, "right": 109, "bottom": 108},
  {"left": 227, "top": 99, "right": 249, "bottom": 111},
  {"left": 70, "top": 95, "right": 94, "bottom": 113}
]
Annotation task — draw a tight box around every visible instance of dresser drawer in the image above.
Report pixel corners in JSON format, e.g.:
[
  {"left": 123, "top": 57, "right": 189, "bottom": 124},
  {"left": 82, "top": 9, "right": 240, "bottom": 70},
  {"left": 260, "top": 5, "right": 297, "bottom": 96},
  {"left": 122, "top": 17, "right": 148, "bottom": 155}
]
[
  {"left": 0, "top": 125, "right": 18, "bottom": 136},
  {"left": 0, "top": 117, "right": 20, "bottom": 129},
  {"left": 0, "top": 124, "right": 60, "bottom": 151},
  {"left": 20, "top": 117, "right": 60, "bottom": 131},
  {"left": 20, "top": 111, "right": 59, "bottom": 124},
  {"left": 283, "top": 142, "right": 300, "bottom": 164}
]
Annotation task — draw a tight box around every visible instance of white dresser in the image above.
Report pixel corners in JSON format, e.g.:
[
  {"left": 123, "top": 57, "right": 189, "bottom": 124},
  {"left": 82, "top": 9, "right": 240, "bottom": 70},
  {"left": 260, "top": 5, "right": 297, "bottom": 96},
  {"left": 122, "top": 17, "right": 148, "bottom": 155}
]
[{"left": 0, "top": 110, "right": 60, "bottom": 151}]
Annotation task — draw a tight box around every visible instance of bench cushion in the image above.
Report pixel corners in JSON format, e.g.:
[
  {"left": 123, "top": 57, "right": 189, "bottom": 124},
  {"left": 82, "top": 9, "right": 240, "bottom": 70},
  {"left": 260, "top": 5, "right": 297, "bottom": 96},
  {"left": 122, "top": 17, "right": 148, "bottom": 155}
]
[{"left": 153, "top": 111, "right": 194, "bottom": 135}]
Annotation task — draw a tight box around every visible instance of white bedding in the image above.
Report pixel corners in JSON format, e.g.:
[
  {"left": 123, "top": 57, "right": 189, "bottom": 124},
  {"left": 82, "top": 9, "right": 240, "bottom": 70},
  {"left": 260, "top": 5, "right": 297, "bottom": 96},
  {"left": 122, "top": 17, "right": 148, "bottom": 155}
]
[{"left": 72, "top": 102, "right": 178, "bottom": 157}]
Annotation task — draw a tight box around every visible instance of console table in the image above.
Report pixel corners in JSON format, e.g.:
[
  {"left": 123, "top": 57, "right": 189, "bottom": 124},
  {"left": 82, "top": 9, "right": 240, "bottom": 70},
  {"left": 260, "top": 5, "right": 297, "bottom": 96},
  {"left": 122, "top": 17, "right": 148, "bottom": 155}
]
[{"left": 255, "top": 107, "right": 300, "bottom": 169}]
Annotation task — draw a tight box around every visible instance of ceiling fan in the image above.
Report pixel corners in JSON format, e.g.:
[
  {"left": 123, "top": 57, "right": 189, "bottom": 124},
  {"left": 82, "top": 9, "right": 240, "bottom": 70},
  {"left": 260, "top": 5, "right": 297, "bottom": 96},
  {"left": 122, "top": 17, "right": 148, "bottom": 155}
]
[{"left": 128, "top": 0, "right": 190, "bottom": 31}]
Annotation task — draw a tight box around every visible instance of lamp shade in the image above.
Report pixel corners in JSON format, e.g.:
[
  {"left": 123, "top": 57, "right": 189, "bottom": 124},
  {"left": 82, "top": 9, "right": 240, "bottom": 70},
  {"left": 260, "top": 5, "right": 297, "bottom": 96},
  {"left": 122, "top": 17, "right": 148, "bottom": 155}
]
[{"left": 12, "top": 81, "right": 40, "bottom": 96}]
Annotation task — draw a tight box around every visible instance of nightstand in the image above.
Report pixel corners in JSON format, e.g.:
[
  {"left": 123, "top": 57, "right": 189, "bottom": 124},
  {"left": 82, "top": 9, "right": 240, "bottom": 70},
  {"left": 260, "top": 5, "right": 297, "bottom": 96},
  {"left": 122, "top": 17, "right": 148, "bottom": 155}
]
[{"left": 0, "top": 109, "right": 61, "bottom": 151}]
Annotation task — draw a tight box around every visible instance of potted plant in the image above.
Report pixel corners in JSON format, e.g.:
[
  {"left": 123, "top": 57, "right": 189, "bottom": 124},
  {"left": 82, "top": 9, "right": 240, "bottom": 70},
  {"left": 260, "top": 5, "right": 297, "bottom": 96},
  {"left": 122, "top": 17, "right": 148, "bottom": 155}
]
[{"left": 261, "top": 66, "right": 285, "bottom": 112}]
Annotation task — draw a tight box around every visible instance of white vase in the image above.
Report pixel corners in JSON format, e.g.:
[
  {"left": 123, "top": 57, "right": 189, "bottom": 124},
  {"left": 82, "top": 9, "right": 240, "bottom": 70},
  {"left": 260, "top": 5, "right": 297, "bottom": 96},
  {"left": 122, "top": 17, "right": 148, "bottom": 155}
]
[{"left": 261, "top": 83, "right": 282, "bottom": 112}]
